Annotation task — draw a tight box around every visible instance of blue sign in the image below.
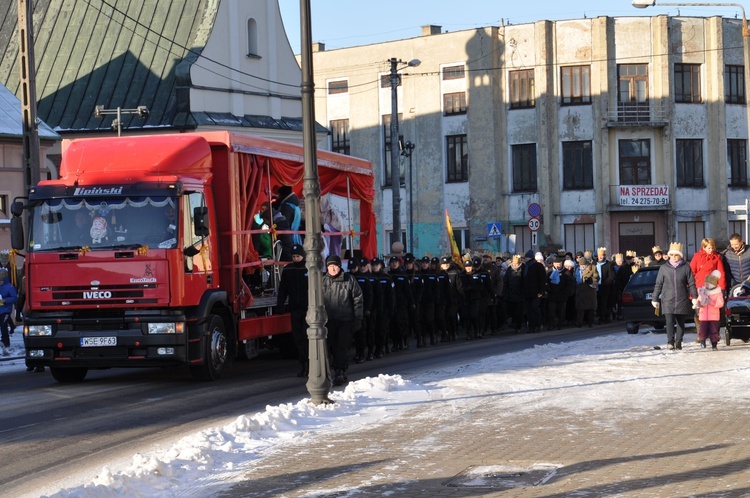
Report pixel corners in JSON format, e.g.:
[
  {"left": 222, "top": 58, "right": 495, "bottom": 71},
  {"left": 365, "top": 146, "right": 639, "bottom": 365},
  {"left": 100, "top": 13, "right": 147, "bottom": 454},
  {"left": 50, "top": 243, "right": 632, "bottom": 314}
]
[
  {"left": 528, "top": 203, "right": 542, "bottom": 218},
  {"left": 487, "top": 222, "right": 503, "bottom": 238}
]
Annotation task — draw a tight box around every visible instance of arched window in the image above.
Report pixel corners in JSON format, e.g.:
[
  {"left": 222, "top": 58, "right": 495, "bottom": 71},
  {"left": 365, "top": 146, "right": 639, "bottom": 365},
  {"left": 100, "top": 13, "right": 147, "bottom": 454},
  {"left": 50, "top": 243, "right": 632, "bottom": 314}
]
[{"left": 247, "top": 18, "right": 258, "bottom": 57}]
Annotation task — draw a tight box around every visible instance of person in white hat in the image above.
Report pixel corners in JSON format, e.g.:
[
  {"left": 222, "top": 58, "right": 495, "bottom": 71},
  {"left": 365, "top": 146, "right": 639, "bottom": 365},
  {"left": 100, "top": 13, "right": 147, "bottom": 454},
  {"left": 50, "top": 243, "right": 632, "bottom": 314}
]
[{"left": 652, "top": 242, "right": 698, "bottom": 350}]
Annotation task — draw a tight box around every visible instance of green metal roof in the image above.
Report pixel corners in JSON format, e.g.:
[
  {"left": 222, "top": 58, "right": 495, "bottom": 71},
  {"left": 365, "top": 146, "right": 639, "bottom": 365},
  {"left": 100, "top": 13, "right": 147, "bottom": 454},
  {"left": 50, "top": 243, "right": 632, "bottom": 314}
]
[{"left": 0, "top": 0, "right": 220, "bottom": 134}]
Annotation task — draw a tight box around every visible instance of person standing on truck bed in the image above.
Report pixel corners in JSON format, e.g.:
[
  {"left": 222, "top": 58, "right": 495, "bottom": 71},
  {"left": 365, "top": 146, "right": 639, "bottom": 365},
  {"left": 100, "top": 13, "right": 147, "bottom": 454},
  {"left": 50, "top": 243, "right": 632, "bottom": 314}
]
[
  {"left": 322, "top": 255, "right": 363, "bottom": 387},
  {"left": 276, "top": 244, "right": 309, "bottom": 377}
]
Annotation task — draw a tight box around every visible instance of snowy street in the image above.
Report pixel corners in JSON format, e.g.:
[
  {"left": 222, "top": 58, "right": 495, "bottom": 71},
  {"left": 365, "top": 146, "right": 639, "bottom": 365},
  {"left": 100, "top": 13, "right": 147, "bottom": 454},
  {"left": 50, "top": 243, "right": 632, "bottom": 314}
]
[{"left": 3, "top": 325, "right": 750, "bottom": 497}]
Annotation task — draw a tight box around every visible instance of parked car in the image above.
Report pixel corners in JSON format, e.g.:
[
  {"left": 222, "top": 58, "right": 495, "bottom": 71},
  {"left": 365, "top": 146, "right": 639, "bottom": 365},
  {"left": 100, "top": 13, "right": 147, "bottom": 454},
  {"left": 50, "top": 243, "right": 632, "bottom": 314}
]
[{"left": 621, "top": 266, "right": 666, "bottom": 334}]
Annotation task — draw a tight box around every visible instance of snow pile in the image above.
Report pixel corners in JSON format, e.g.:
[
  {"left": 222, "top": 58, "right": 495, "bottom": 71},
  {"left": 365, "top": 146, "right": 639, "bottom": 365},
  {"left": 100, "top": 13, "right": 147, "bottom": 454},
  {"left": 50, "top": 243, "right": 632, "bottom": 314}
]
[{"left": 43, "top": 374, "right": 425, "bottom": 498}]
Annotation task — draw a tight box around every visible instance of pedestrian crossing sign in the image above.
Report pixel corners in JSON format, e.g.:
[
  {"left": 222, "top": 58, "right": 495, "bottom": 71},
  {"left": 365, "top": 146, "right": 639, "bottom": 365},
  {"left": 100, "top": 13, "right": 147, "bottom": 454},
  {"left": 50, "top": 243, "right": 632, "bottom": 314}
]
[{"left": 487, "top": 222, "right": 502, "bottom": 238}]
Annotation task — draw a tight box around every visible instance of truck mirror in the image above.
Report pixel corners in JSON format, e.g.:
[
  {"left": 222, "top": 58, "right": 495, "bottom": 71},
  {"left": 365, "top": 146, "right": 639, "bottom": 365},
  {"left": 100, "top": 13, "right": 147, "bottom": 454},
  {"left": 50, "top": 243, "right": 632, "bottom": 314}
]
[
  {"left": 10, "top": 201, "right": 24, "bottom": 217},
  {"left": 10, "top": 217, "right": 24, "bottom": 250},
  {"left": 193, "top": 206, "right": 209, "bottom": 237},
  {"left": 184, "top": 245, "right": 200, "bottom": 257}
]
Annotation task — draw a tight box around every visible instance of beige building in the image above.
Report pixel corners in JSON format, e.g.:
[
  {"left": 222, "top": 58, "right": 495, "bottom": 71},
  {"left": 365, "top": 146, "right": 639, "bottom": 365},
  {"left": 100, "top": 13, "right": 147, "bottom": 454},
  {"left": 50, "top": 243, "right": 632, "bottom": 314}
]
[{"left": 311, "top": 15, "right": 750, "bottom": 259}]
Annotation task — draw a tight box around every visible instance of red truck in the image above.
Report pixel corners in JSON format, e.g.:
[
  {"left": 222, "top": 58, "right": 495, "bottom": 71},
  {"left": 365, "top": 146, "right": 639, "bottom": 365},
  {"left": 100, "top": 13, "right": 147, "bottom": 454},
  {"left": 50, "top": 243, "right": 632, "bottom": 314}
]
[{"left": 10, "top": 131, "right": 376, "bottom": 382}]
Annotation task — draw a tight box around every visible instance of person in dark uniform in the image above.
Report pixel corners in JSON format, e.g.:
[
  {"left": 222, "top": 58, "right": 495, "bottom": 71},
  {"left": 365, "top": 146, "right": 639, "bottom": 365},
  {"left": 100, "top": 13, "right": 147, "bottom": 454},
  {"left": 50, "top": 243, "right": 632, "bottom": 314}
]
[
  {"left": 457, "top": 256, "right": 493, "bottom": 339},
  {"left": 403, "top": 254, "right": 422, "bottom": 348},
  {"left": 432, "top": 257, "right": 448, "bottom": 342},
  {"left": 348, "top": 257, "right": 372, "bottom": 364},
  {"left": 441, "top": 256, "right": 461, "bottom": 341},
  {"left": 322, "top": 255, "right": 363, "bottom": 387},
  {"left": 371, "top": 258, "right": 394, "bottom": 358},
  {"left": 360, "top": 257, "right": 379, "bottom": 360},
  {"left": 389, "top": 255, "right": 414, "bottom": 351},
  {"left": 276, "top": 244, "right": 309, "bottom": 376},
  {"left": 418, "top": 256, "right": 440, "bottom": 346}
]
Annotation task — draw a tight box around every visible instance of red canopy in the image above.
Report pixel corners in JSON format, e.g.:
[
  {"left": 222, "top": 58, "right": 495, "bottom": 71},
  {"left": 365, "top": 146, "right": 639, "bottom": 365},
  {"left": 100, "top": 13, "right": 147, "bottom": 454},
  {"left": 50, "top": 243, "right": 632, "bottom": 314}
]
[{"left": 199, "top": 131, "right": 377, "bottom": 260}]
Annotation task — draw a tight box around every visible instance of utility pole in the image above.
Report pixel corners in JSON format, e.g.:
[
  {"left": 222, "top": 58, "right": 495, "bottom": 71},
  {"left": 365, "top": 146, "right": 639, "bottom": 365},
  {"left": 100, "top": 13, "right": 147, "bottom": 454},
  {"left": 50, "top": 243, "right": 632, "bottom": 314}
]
[
  {"left": 17, "top": 0, "right": 41, "bottom": 194},
  {"left": 389, "top": 58, "right": 401, "bottom": 249}
]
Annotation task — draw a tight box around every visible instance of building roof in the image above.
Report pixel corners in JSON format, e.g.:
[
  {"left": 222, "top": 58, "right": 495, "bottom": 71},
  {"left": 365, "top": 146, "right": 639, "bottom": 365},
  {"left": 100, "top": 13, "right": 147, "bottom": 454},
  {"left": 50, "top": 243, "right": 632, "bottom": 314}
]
[
  {"left": 0, "top": 83, "right": 59, "bottom": 140},
  {"left": 0, "top": 0, "right": 314, "bottom": 135}
]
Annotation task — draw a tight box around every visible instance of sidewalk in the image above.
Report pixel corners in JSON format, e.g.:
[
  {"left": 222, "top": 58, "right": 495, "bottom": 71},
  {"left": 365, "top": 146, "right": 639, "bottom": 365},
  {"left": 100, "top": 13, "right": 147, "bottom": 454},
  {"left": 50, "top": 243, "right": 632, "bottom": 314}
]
[
  {"left": 1, "top": 323, "right": 25, "bottom": 361},
  {"left": 219, "top": 345, "right": 750, "bottom": 498}
]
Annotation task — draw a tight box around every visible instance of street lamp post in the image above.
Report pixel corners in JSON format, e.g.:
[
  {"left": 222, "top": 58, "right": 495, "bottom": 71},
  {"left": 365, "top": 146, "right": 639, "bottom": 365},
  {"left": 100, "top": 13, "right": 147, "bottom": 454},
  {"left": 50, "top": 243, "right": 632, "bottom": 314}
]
[
  {"left": 401, "top": 141, "right": 416, "bottom": 252},
  {"left": 389, "top": 58, "right": 420, "bottom": 249},
  {"left": 299, "top": 0, "right": 332, "bottom": 403},
  {"left": 632, "top": 0, "right": 750, "bottom": 241},
  {"left": 94, "top": 105, "right": 150, "bottom": 136}
]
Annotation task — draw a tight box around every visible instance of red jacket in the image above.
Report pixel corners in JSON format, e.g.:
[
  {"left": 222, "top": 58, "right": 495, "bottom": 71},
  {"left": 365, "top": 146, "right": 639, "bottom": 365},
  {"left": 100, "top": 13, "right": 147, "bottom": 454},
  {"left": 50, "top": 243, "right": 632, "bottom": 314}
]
[{"left": 690, "top": 249, "right": 726, "bottom": 290}]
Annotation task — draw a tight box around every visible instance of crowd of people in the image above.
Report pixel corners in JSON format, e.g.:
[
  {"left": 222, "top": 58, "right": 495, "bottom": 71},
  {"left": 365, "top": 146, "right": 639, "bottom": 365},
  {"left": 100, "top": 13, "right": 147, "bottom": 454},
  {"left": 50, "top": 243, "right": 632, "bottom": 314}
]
[{"left": 277, "top": 233, "right": 750, "bottom": 381}]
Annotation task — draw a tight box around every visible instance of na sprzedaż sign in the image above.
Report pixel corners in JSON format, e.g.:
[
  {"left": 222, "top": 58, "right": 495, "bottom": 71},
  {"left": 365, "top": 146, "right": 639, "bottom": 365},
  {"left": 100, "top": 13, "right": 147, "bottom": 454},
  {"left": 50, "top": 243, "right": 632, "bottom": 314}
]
[{"left": 618, "top": 185, "right": 669, "bottom": 207}]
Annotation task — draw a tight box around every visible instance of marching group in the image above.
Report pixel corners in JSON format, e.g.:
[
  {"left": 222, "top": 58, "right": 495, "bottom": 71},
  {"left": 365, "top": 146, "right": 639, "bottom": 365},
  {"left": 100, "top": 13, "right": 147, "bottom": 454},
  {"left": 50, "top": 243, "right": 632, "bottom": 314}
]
[{"left": 277, "top": 233, "right": 750, "bottom": 384}]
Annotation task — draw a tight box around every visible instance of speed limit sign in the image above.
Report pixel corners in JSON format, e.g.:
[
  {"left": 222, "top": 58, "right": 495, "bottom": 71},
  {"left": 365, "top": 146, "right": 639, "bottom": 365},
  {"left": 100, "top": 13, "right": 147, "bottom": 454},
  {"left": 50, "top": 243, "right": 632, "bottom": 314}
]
[{"left": 528, "top": 218, "right": 540, "bottom": 231}]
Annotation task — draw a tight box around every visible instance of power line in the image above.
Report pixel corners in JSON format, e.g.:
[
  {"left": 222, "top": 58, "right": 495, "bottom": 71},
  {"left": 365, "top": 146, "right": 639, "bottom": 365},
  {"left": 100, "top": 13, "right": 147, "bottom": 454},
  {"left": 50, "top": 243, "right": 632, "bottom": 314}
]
[{"left": 84, "top": 0, "right": 303, "bottom": 98}]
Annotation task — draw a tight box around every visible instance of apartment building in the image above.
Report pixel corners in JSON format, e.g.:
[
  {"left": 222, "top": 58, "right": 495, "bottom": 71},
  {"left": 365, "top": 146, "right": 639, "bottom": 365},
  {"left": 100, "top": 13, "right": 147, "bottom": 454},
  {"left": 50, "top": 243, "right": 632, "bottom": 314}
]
[{"left": 311, "top": 15, "right": 750, "bottom": 259}]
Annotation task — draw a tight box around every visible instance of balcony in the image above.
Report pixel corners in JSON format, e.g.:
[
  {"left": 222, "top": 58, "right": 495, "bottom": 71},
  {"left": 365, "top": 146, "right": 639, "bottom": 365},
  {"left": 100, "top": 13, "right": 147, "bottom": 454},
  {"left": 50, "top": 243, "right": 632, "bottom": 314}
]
[{"left": 606, "top": 101, "right": 668, "bottom": 128}]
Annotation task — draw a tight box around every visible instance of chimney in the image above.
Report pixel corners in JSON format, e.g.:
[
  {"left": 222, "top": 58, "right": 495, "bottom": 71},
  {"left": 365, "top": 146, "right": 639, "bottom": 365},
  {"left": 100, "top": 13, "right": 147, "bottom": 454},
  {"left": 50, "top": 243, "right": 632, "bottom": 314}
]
[
  {"left": 421, "top": 25, "right": 442, "bottom": 36},
  {"left": 312, "top": 42, "right": 325, "bottom": 52}
]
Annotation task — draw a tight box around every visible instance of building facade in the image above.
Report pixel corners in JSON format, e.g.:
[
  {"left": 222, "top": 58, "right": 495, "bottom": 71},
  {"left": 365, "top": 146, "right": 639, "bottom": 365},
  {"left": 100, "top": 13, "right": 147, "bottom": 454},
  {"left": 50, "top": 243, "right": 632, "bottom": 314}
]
[{"left": 312, "top": 15, "right": 750, "bottom": 259}]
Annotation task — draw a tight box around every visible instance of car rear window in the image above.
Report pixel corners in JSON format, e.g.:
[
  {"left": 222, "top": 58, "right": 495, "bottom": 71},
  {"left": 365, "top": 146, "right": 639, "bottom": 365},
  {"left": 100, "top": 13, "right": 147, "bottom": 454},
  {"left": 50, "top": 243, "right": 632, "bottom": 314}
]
[{"left": 628, "top": 268, "right": 658, "bottom": 286}]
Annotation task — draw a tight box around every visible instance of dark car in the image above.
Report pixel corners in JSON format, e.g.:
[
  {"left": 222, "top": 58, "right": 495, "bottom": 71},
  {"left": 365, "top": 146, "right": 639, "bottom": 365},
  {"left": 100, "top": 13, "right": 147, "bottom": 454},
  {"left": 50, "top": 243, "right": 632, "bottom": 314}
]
[{"left": 620, "top": 266, "right": 666, "bottom": 334}]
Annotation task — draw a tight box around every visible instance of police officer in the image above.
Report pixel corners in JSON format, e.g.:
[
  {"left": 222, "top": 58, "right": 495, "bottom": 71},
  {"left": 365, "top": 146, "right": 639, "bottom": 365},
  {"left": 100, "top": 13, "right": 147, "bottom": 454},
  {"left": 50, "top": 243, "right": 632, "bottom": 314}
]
[
  {"left": 403, "top": 254, "right": 422, "bottom": 348},
  {"left": 360, "top": 257, "right": 379, "bottom": 360},
  {"left": 432, "top": 257, "right": 448, "bottom": 342},
  {"left": 348, "top": 257, "right": 372, "bottom": 364},
  {"left": 389, "top": 255, "right": 414, "bottom": 351},
  {"left": 441, "top": 256, "right": 461, "bottom": 341},
  {"left": 457, "top": 256, "right": 493, "bottom": 339},
  {"left": 419, "top": 256, "right": 440, "bottom": 346},
  {"left": 371, "top": 258, "right": 394, "bottom": 358},
  {"left": 276, "top": 244, "right": 309, "bottom": 376}
]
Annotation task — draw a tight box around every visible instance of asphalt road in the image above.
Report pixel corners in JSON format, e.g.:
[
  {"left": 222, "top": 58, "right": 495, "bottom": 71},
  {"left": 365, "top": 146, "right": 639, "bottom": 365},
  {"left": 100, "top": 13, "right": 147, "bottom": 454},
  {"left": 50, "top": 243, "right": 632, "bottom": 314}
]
[{"left": 0, "top": 325, "right": 617, "bottom": 496}]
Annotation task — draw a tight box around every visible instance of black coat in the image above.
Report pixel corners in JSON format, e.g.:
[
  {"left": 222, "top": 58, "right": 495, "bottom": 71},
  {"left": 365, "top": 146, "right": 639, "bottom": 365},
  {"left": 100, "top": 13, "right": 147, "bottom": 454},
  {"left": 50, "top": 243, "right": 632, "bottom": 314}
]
[
  {"left": 322, "top": 270, "right": 363, "bottom": 321},
  {"left": 277, "top": 260, "right": 308, "bottom": 310}
]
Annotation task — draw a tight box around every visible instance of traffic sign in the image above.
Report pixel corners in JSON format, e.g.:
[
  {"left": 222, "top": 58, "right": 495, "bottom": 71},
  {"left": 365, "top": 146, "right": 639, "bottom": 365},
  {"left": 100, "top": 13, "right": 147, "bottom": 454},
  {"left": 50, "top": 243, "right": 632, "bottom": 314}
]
[
  {"left": 528, "top": 202, "right": 542, "bottom": 218},
  {"left": 528, "top": 218, "right": 540, "bottom": 231},
  {"left": 487, "top": 222, "right": 502, "bottom": 238}
]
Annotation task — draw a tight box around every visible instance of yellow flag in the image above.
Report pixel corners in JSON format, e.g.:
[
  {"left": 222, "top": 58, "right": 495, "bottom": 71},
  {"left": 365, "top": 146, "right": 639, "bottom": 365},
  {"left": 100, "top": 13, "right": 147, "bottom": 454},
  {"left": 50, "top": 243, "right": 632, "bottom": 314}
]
[{"left": 445, "top": 210, "right": 464, "bottom": 269}]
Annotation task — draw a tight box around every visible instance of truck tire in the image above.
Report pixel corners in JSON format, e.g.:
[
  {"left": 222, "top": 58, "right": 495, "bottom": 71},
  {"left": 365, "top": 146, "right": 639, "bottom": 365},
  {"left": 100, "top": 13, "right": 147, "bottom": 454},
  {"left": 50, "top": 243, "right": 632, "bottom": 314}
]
[
  {"left": 50, "top": 367, "right": 88, "bottom": 383},
  {"left": 190, "top": 315, "right": 228, "bottom": 381}
]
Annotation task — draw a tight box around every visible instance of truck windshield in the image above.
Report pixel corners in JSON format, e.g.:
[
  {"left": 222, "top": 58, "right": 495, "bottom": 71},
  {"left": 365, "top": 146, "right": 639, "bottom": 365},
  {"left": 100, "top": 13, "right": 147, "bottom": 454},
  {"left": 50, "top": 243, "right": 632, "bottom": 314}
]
[{"left": 28, "top": 196, "right": 178, "bottom": 251}]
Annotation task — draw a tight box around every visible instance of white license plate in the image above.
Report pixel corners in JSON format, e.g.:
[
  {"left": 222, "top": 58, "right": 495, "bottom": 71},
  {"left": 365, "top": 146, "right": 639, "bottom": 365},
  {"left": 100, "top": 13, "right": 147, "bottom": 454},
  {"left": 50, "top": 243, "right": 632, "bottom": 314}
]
[
  {"left": 81, "top": 337, "right": 117, "bottom": 347},
  {"left": 645, "top": 293, "right": 653, "bottom": 300}
]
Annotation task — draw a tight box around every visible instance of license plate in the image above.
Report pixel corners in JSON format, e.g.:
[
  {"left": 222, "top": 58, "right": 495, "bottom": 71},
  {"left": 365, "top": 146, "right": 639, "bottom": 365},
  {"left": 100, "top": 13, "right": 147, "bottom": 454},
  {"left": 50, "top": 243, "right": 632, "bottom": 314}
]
[
  {"left": 645, "top": 293, "right": 653, "bottom": 300},
  {"left": 81, "top": 337, "right": 117, "bottom": 347}
]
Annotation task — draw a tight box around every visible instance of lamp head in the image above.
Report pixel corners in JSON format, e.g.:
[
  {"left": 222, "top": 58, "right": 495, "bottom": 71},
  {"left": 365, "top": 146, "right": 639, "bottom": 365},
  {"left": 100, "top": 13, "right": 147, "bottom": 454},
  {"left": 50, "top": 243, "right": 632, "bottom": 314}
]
[
  {"left": 631, "top": 0, "right": 657, "bottom": 8},
  {"left": 407, "top": 59, "right": 421, "bottom": 68}
]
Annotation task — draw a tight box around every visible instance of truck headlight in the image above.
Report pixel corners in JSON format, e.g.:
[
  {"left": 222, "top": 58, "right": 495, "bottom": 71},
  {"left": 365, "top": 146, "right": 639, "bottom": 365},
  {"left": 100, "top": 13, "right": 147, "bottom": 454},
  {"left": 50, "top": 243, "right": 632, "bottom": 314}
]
[
  {"left": 147, "top": 322, "right": 185, "bottom": 334},
  {"left": 25, "top": 325, "right": 53, "bottom": 336}
]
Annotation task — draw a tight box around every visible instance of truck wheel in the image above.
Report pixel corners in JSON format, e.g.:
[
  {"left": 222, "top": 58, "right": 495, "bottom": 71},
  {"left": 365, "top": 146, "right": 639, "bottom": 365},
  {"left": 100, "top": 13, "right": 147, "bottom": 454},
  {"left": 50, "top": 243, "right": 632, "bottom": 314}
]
[
  {"left": 190, "top": 315, "right": 228, "bottom": 381},
  {"left": 50, "top": 367, "right": 88, "bottom": 383},
  {"left": 625, "top": 322, "right": 639, "bottom": 334}
]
